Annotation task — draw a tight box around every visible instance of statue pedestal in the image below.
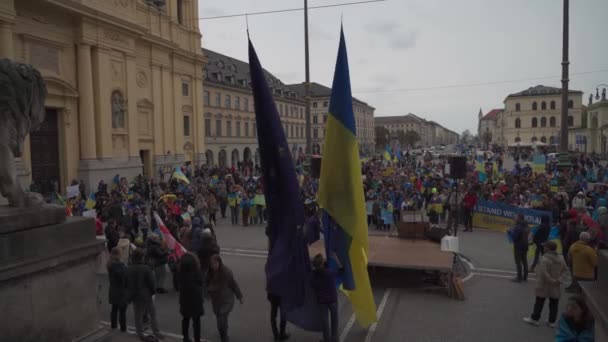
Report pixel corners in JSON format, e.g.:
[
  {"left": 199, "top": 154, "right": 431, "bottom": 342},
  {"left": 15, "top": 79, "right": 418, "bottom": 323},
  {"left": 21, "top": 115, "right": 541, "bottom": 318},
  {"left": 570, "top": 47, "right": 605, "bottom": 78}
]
[{"left": 0, "top": 205, "right": 105, "bottom": 342}]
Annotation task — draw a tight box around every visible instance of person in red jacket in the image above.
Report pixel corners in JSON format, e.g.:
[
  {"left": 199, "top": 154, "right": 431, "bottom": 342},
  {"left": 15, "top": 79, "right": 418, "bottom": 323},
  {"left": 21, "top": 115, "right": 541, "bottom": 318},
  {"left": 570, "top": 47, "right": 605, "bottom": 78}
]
[{"left": 463, "top": 189, "right": 477, "bottom": 232}]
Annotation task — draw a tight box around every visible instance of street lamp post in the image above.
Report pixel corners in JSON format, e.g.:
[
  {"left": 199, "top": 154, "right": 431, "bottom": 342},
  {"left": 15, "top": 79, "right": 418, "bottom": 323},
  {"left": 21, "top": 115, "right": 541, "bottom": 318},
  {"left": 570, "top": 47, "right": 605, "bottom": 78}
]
[
  {"left": 304, "top": 0, "right": 312, "bottom": 155},
  {"left": 558, "top": 0, "right": 571, "bottom": 169}
]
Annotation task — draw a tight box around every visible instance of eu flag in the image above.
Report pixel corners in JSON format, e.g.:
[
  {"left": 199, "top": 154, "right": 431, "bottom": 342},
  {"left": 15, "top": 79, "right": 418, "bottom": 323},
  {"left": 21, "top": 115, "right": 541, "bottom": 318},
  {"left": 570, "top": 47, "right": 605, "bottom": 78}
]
[
  {"left": 248, "top": 38, "right": 320, "bottom": 331},
  {"left": 318, "top": 26, "right": 378, "bottom": 328}
]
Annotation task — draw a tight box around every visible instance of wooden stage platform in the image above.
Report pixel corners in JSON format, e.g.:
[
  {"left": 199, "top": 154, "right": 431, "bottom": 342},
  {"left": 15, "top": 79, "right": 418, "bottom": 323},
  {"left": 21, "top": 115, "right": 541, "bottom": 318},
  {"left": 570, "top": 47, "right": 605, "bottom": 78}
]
[{"left": 309, "top": 234, "right": 454, "bottom": 272}]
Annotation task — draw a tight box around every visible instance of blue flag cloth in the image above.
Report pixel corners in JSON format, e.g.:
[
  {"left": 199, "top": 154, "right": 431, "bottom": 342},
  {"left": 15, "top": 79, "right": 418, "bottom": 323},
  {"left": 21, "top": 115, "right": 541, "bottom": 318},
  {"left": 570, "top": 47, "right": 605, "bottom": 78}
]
[{"left": 248, "top": 38, "right": 320, "bottom": 331}]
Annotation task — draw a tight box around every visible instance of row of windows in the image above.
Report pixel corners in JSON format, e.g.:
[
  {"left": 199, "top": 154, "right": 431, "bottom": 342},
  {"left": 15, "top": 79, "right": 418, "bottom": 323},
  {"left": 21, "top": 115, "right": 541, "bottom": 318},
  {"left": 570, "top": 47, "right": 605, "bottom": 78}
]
[
  {"left": 513, "top": 116, "right": 573, "bottom": 128},
  {"left": 312, "top": 101, "right": 329, "bottom": 109},
  {"left": 514, "top": 136, "right": 557, "bottom": 144},
  {"left": 514, "top": 100, "right": 573, "bottom": 112},
  {"left": 204, "top": 119, "right": 309, "bottom": 139},
  {"left": 204, "top": 91, "right": 305, "bottom": 119}
]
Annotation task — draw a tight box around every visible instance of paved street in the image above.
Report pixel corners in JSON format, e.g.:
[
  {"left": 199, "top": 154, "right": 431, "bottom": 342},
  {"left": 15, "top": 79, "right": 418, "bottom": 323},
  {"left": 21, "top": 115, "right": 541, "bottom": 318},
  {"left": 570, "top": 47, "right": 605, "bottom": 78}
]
[{"left": 99, "top": 219, "right": 565, "bottom": 342}]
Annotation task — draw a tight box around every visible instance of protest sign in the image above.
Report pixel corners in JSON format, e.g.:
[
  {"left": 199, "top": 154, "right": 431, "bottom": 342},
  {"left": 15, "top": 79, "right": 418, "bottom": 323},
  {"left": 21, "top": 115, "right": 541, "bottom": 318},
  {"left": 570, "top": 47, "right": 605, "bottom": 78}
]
[
  {"left": 66, "top": 185, "right": 80, "bottom": 198},
  {"left": 253, "top": 194, "right": 266, "bottom": 206},
  {"left": 472, "top": 200, "right": 550, "bottom": 232}
]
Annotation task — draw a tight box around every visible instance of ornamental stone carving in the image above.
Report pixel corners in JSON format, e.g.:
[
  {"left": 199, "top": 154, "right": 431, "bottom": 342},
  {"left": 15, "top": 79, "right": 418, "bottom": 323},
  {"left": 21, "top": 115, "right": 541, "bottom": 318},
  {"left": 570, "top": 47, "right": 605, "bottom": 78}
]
[{"left": 136, "top": 71, "right": 147, "bottom": 88}]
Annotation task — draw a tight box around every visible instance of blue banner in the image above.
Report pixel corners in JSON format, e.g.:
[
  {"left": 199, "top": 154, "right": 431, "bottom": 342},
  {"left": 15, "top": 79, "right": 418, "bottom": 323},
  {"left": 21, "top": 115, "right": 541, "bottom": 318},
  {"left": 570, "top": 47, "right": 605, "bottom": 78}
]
[{"left": 473, "top": 200, "right": 551, "bottom": 231}]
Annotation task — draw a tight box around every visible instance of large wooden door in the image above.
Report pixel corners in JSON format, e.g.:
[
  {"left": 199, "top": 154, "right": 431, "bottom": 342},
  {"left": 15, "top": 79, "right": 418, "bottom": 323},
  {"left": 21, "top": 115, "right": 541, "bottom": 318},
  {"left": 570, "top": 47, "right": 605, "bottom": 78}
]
[{"left": 30, "top": 108, "right": 60, "bottom": 196}]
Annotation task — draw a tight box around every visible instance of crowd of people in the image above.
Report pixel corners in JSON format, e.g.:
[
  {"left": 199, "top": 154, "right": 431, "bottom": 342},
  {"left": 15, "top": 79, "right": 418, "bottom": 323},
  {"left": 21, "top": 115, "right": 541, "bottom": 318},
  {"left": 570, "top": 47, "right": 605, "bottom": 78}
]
[{"left": 51, "top": 146, "right": 606, "bottom": 341}]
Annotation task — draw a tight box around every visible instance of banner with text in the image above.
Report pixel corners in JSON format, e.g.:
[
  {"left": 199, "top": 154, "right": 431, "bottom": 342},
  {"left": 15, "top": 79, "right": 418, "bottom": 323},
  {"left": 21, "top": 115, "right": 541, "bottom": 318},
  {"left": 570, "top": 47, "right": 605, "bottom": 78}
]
[{"left": 472, "top": 200, "right": 550, "bottom": 232}]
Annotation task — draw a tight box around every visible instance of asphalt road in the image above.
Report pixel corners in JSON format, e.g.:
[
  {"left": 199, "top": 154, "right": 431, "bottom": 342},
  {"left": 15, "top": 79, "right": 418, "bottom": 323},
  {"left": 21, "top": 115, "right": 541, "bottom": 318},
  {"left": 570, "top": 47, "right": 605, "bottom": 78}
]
[{"left": 100, "top": 218, "right": 565, "bottom": 342}]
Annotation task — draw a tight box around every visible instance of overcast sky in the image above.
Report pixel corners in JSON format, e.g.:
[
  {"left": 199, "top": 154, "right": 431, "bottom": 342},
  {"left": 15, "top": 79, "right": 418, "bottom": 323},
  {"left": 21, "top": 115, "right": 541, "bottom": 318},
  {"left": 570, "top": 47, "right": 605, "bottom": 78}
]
[{"left": 199, "top": 0, "right": 608, "bottom": 134}]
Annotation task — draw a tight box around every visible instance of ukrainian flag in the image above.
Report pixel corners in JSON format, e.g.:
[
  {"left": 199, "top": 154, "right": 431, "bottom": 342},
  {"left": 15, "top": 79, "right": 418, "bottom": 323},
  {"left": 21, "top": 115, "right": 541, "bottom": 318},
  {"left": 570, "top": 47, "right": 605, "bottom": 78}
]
[
  {"left": 172, "top": 167, "right": 190, "bottom": 184},
  {"left": 383, "top": 144, "right": 391, "bottom": 161},
  {"left": 318, "top": 27, "right": 377, "bottom": 328},
  {"left": 85, "top": 192, "right": 96, "bottom": 210}
]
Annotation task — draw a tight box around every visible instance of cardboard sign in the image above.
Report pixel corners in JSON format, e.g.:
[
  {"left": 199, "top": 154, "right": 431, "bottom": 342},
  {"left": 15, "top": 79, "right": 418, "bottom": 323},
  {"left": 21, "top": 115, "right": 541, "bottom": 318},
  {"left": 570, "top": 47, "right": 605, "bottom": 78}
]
[{"left": 66, "top": 185, "right": 80, "bottom": 198}]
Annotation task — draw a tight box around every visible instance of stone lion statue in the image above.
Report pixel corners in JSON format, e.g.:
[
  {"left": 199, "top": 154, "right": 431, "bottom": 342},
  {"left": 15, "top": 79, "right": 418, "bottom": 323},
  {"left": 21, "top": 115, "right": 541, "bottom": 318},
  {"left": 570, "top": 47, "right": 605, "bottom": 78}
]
[{"left": 0, "top": 59, "right": 47, "bottom": 207}]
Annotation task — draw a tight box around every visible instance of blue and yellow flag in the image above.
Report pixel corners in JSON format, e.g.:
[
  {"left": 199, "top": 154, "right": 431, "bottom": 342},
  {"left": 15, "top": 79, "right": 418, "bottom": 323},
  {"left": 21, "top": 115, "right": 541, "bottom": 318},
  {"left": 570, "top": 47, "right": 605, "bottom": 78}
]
[
  {"left": 383, "top": 144, "right": 392, "bottom": 161},
  {"left": 172, "top": 167, "right": 190, "bottom": 184},
  {"left": 85, "top": 192, "right": 96, "bottom": 210},
  {"left": 111, "top": 174, "right": 120, "bottom": 191},
  {"left": 318, "top": 27, "right": 377, "bottom": 328}
]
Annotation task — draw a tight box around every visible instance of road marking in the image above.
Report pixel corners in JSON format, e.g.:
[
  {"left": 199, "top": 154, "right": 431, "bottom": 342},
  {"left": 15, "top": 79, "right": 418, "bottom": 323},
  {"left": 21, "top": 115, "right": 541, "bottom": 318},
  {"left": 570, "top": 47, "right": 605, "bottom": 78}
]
[
  {"left": 459, "top": 257, "right": 475, "bottom": 283},
  {"left": 223, "top": 247, "right": 268, "bottom": 255},
  {"left": 472, "top": 272, "right": 536, "bottom": 281},
  {"left": 475, "top": 267, "right": 517, "bottom": 274},
  {"left": 339, "top": 313, "right": 357, "bottom": 342},
  {"left": 222, "top": 251, "right": 267, "bottom": 259},
  {"left": 364, "top": 288, "right": 392, "bottom": 342},
  {"left": 99, "top": 321, "right": 195, "bottom": 340}
]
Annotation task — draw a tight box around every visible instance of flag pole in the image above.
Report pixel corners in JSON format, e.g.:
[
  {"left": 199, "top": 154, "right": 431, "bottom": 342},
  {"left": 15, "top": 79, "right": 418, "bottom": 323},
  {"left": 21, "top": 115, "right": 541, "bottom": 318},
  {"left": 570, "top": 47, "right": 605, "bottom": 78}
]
[{"left": 304, "top": 0, "right": 312, "bottom": 155}]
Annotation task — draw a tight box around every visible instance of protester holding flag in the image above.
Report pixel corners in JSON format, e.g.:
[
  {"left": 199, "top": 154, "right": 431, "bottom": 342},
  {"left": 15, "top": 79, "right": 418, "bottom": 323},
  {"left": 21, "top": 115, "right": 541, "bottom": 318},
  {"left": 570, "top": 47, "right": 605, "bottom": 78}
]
[
  {"left": 311, "top": 253, "right": 344, "bottom": 342},
  {"left": 227, "top": 187, "right": 239, "bottom": 225}
]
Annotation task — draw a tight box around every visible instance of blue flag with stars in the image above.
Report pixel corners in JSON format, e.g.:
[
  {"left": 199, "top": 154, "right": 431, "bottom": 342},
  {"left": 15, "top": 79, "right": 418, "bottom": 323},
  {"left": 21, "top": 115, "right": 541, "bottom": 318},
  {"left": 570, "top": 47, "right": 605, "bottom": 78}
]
[{"left": 248, "top": 38, "right": 321, "bottom": 331}]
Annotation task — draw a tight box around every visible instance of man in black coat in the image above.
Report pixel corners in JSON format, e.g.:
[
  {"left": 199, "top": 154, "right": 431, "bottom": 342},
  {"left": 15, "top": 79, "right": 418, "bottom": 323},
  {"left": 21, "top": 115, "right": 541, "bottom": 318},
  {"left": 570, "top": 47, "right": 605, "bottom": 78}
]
[
  {"left": 530, "top": 215, "right": 551, "bottom": 273},
  {"left": 508, "top": 214, "right": 530, "bottom": 282},
  {"left": 178, "top": 253, "right": 205, "bottom": 342},
  {"left": 127, "top": 249, "right": 163, "bottom": 341}
]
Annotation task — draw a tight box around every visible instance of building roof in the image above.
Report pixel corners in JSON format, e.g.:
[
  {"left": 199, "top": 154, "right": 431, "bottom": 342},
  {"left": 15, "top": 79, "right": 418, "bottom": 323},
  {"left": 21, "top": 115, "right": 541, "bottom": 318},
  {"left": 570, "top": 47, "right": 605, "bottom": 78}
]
[
  {"left": 480, "top": 109, "right": 503, "bottom": 121},
  {"left": 374, "top": 113, "right": 425, "bottom": 124},
  {"left": 203, "top": 48, "right": 374, "bottom": 109},
  {"left": 375, "top": 115, "right": 458, "bottom": 135},
  {"left": 202, "top": 48, "right": 303, "bottom": 101},
  {"left": 507, "top": 85, "right": 583, "bottom": 98},
  {"left": 285, "top": 82, "right": 371, "bottom": 107}
]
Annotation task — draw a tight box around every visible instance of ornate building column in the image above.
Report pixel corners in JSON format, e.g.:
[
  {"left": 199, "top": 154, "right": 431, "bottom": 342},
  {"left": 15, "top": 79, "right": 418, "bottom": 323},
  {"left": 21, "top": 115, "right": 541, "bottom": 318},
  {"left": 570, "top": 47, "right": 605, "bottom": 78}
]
[
  {"left": 126, "top": 55, "right": 139, "bottom": 157},
  {"left": 77, "top": 43, "right": 97, "bottom": 159},
  {"left": 0, "top": 22, "right": 14, "bottom": 60}
]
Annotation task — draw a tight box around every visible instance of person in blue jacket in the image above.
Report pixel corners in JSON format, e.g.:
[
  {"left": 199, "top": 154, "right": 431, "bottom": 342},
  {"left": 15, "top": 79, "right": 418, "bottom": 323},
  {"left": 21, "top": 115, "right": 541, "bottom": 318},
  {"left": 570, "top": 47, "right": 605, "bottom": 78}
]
[{"left": 555, "top": 295, "right": 595, "bottom": 342}]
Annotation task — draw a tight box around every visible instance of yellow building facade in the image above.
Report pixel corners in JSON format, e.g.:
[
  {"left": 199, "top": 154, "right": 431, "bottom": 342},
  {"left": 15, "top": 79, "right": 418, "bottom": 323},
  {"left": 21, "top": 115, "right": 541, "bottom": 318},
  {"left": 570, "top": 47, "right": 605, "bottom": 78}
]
[
  {"left": 0, "top": 0, "right": 205, "bottom": 194},
  {"left": 501, "top": 85, "right": 583, "bottom": 148}
]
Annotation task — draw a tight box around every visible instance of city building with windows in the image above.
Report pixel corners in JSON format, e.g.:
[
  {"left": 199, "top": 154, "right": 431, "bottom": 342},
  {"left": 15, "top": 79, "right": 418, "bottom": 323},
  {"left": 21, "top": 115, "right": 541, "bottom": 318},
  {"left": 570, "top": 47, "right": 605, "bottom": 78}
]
[
  {"left": 1, "top": 0, "right": 205, "bottom": 194},
  {"left": 202, "top": 51, "right": 378, "bottom": 166},
  {"left": 374, "top": 114, "right": 459, "bottom": 147},
  {"left": 202, "top": 49, "right": 307, "bottom": 167},
  {"left": 499, "top": 85, "right": 583, "bottom": 149},
  {"left": 478, "top": 109, "right": 503, "bottom": 146},
  {"left": 286, "top": 82, "right": 376, "bottom": 156},
  {"left": 581, "top": 88, "right": 608, "bottom": 155}
]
